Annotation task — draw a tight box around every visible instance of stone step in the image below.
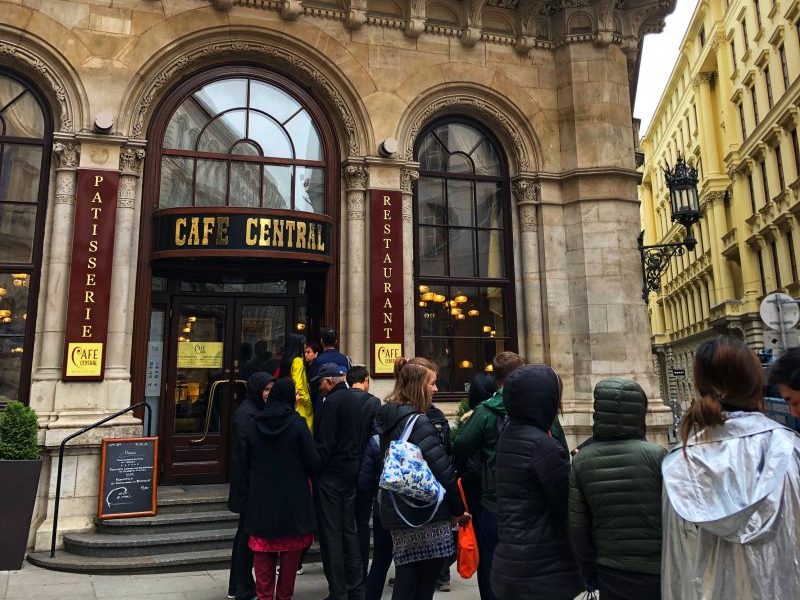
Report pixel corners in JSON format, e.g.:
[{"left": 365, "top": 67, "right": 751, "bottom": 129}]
[
  {"left": 155, "top": 484, "right": 230, "bottom": 514},
  {"left": 63, "top": 528, "right": 237, "bottom": 558},
  {"left": 96, "top": 509, "right": 239, "bottom": 535}
]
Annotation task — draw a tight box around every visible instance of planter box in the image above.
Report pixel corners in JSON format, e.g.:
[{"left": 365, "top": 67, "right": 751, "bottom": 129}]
[{"left": 0, "top": 459, "right": 42, "bottom": 570}]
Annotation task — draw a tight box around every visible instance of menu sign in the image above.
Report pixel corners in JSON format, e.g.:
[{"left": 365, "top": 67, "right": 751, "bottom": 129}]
[
  {"left": 177, "top": 341, "right": 224, "bottom": 369},
  {"left": 369, "top": 190, "right": 404, "bottom": 376},
  {"left": 98, "top": 437, "right": 158, "bottom": 519},
  {"left": 62, "top": 169, "right": 120, "bottom": 380}
]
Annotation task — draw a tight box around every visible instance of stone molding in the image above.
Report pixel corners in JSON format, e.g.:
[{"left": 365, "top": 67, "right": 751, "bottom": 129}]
[
  {"left": 401, "top": 94, "right": 531, "bottom": 173},
  {"left": 399, "top": 167, "right": 419, "bottom": 194},
  {"left": 53, "top": 141, "right": 80, "bottom": 207},
  {"left": 512, "top": 178, "right": 540, "bottom": 233},
  {"left": 119, "top": 147, "right": 146, "bottom": 178},
  {"left": 0, "top": 40, "right": 75, "bottom": 133},
  {"left": 691, "top": 72, "right": 715, "bottom": 87},
  {"left": 53, "top": 141, "right": 79, "bottom": 170},
  {"left": 343, "top": 164, "right": 368, "bottom": 221},
  {"left": 129, "top": 41, "right": 362, "bottom": 157}
]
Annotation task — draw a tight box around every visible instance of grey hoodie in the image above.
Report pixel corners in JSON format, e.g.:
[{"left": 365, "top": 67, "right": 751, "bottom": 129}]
[{"left": 662, "top": 412, "right": 800, "bottom": 599}]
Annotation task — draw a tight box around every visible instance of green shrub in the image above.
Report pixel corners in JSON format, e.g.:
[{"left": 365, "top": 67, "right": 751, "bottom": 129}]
[
  {"left": 0, "top": 401, "right": 39, "bottom": 460},
  {"left": 450, "top": 397, "right": 470, "bottom": 443}
]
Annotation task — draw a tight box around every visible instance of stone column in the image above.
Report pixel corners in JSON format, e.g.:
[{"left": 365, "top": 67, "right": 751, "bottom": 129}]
[
  {"left": 400, "top": 166, "right": 419, "bottom": 358},
  {"left": 105, "top": 146, "right": 145, "bottom": 408},
  {"left": 694, "top": 73, "right": 722, "bottom": 174},
  {"left": 343, "top": 163, "right": 368, "bottom": 364},
  {"left": 512, "top": 177, "right": 544, "bottom": 363},
  {"left": 29, "top": 141, "right": 80, "bottom": 416}
]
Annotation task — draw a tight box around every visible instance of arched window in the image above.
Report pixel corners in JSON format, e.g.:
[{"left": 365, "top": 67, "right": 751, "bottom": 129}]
[
  {"left": 414, "top": 119, "right": 516, "bottom": 394},
  {"left": 159, "top": 76, "right": 326, "bottom": 213},
  {"left": 0, "top": 71, "right": 52, "bottom": 405}
]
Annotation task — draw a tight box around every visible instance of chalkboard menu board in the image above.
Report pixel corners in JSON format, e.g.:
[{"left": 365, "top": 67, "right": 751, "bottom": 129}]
[{"left": 98, "top": 437, "right": 159, "bottom": 519}]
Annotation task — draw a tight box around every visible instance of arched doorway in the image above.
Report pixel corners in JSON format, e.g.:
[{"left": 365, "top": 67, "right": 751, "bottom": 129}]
[{"left": 133, "top": 67, "right": 339, "bottom": 484}]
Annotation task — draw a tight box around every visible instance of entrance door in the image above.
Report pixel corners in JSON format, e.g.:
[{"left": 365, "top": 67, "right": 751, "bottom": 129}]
[{"left": 162, "top": 297, "right": 290, "bottom": 484}]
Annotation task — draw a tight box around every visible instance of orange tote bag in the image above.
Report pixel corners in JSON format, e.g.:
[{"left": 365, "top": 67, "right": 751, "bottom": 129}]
[{"left": 456, "top": 478, "right": 479, "bottom": 579}]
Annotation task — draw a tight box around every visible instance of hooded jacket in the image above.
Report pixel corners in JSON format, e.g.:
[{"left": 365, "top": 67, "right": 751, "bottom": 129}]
[
  {"left": 491, "top": 365, "right": 581, "bottom": 600},
  {"left": 240, "top": 391, "right": 321, "bottom": 539},
  {"left": 375, "top": 402, "right": 464, "bottom": 530},
  {"left": 662, "top": 412, "right": 800, "bottom": 599},
  {"left": 228, "top": 371, "right": 272, "bottom": 513},
  {"left": 569, "top": 378, "right": 667, "bottom": 582}
]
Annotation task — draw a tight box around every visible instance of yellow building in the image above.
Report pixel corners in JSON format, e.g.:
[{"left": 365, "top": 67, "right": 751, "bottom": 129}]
[{"left": 640, "top": 0, "right": 800, "bottom": 406}]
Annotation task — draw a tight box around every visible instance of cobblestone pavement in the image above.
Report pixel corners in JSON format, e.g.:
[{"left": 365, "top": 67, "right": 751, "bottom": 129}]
[{"left": 0, "top": 562, "right": 480, "bottom": 600}]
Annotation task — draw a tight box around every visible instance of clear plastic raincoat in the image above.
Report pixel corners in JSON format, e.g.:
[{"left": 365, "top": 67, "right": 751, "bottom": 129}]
[{"left": 662, "top": 412, "right": 800, "bottom": 599}]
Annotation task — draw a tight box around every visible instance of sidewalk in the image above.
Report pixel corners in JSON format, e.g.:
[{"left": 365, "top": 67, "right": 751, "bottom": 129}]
[{"left": 0, "top": 562, "right": 480, "bottom": 600}]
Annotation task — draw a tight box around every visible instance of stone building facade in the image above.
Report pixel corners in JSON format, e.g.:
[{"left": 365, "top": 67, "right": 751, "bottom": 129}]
[
  {"left": 639, "top": 0, "right": 800, "bottom": 408},
  {"left": 0, "top": 0, "right": 675, "bottom": 551}
]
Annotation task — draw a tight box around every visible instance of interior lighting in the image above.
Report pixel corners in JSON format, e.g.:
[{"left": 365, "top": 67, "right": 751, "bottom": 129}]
[
  {"left": 459, "top": 360, "right": 474, "bottom": 369},
  {"left": 482, "top": 325, "right": 492, "bottom": 333},
  {"left": 296, "top": 323, "right": 306, "bottom": 331},
  {"left": 419, "top": 285, "right": 430, "bottom": 294},
  {"left": 434, "top": 294, "right": 446, "bottom": 303},
  {"left": 468, "top": 309, "right": 479, "bottom": 317},
  {"left": 454, "top": 295, "right": 468, "bottom": 304}
]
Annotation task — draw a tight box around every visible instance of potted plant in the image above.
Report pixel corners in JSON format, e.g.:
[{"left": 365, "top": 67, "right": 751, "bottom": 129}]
[{"left": 0, "top": 401, "right": 41, "bottom": 570}]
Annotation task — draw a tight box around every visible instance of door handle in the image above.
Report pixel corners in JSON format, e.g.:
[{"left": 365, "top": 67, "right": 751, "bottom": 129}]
[{"left": 190, "top": 379, "right": 226, "bottom": 444}]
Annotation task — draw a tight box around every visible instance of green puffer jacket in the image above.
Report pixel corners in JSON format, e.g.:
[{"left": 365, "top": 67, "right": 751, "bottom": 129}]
[
  {"left": 455, "top": 389, "right": 569, "bottom": 514},
  {"left": 568, "top": 378, "right": 667, "bottom": 580}
]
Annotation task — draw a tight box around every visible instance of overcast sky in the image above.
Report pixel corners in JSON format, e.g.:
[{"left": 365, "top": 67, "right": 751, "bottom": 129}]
[{"left": 634, "top": 0, "right": 699, "bottom": 136}]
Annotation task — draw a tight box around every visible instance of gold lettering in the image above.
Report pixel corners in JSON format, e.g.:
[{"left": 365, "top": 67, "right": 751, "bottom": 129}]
[
  {"left": 383, "top": 313, "right": 392, "bottom": 324},
  {"left": 94, "top": 175, "right": 104, "bottom": 187},
  {"left": 383, "top": 267, "right": 392, "bottom": 278},
  {"left": 175, "top": 218, "right": 187, "bottom": 246},
  {"left": 316, "top": 224, "right": 325, "bottom": 252},
  {"left": 216, "top": 217, "right": 229, "bottom": 245},
  {"left": 286, "top": 221, "right": 296, "bottom": 248},
  {"left": 273, "top": 219, "right": 284, "bottom": 247},
  {"left": 383, "top": 253, "right": 391, "bottom": 264},
  {"left": 245, "top": 218, "right": 258, "bottom": 246},
  {"left": 259, "top": 219, "right": 271, "bottom": 246},
  {"left": 91, "top": 223, "right": 98, "bottom": 236},
  {"left": 91, "top": 192, "right": 102, "bottom": 203},
  {"left": 308, "top": 223, "right": 317, "bottom": 250},
  {"left": 384, "top": 282, "right": 391, "bottom": 293},
  {"left": 296, "top": 222, "right": 307, "bottom": 249},
  {"left": 84, "top": 291, "right": 95, "bottom": 303},
  {"left": 89, "top": 240, "right": 98, "bottom": 252},
  {"left": 383, "top": 195, "right": 391, "bottom": 206},
  {"left": 383, "top": 239, "right": 390, "bottom": 249},
  {"left": 86, "top": 273, "right": 96, "bottom": 286},
  {"left": 84, "top": 307, "right": 91, "bottom": 321},
  {"left": 201, "top": 217, "right": 215, "bottom": 246},
  {"left": 383, "top": 298, "right": 392, "bottom": 309},
  {"left": 383, "top": 209, "right": 391, "bottom": 220},
  {"left": 90, "top": 207, "right": 102, "bottom": 219},
  {"left": 383, "top": 327, "right": 392, "bottom": 338},
  {"left": 384, "top": 223, "right": 391, "bottom": 235},
  {"left": 82, "top": 325, "right": 92, "bottom": 338},
  {"left": 88, "top": 256, "right": 97, "bottom": 269},
  {"left": 187, "top": 217, "right": 200, "bottom": 245}
]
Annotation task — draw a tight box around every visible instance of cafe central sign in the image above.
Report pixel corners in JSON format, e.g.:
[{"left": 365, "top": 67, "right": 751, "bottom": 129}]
[
  {"left": 153, "top": 210, "right": 332, "bottom": 262},
  {"left": 63, "top": 169, "right": 120, "bottom": 380},
  {"left": 369, "top": 190, "right": 403, "bottom": 376}
]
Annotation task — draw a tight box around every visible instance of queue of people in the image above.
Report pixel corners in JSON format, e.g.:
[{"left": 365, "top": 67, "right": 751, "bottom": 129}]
[{"left": 227, "top": 332, "right": 800, "bottom": 600}]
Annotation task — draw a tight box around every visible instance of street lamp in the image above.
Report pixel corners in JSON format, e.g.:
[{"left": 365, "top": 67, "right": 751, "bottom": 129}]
[{"left": 638, "top": 154, "right": 702, "bottom": 301}]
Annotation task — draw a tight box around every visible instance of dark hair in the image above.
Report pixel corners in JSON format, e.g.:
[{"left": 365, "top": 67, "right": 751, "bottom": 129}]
[
  {"left": 468, "top": 373, "right": 497, "bottom": 410},
  {"left": 280, "top": 333, "right": 306, "bottom": 377},
  {"left": 306, "top": 340, "right": 323, "bottom": 355},
  {"left": 347, "top": 365, "right": 369, "bottom": 386},
  {"left": 321, "top": 327, "right": 338, "bottom": 347},
  {"left": 768, "top": 347, "right": 800, "bottom": 390},
  {"left": 681, "top": 336, "right": 764, "bottom": 448},
  {"left": 268, "top": 378, "right": 296, "bottom": 408},
  {"left": 492, "top": 351, "right": 525, "bottom": 383}
]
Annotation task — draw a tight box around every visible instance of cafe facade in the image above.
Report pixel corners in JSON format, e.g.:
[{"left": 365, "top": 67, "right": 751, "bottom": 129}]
[{"left": 0, "top": 0, "right": 676, "bottom": 550}]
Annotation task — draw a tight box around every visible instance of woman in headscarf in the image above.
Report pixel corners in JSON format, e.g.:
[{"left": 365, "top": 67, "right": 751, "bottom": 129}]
[
  {"left": 279, "top": 333, "right": 313, "bottom": 430},
  {"left": 240, "top": 378, "right": 321, "bottom": 600}
]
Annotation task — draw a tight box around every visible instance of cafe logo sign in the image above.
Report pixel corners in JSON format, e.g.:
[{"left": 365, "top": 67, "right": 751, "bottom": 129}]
[
  {"left": 369, "top": 190, "right": 404, "bottom": 376},
  {"left": 63, "top": 170, "right": 120, "bottom": 380}
]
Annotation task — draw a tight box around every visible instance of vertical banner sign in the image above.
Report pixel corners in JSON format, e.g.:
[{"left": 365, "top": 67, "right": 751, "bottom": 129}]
[
  {"left": 62, "top": 169, "right": 120, "bottom": 380},
  {"left": 370, "top": 190, "right": 404, "bottom": 376}
]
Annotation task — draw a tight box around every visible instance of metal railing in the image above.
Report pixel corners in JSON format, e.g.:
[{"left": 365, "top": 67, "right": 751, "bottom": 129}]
[{"left": 50, "top": 401, "right": 152, "bottom": 558}]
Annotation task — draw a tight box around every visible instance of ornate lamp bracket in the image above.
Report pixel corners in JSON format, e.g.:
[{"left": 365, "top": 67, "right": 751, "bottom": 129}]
[{"left": 637, "top": 231, "right": 688, "bottom": 302}]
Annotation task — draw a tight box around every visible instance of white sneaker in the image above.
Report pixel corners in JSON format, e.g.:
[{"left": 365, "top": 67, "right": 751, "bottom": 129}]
[{"left": 296, "top": 566, "right": 304, "bottom": 575}]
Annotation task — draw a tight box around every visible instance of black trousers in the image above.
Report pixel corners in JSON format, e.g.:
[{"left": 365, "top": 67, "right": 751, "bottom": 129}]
[
  {"left": 391, "top": 558, "right": 443, "bottom": 600},
  {"left": 365, "top": 504, "right": 393, "bottom": 600},
  {"left": 355, "top": 490, "right": 373, "bottom": 578},
  {"left": 597, "top": 565, "right": 661, "bottom": 600},
  {"left": 228, "top": 514, "right": 255, "bottom": 600},
  {"left": 315, "top": 477, "right": 365, "bottom": 600}
]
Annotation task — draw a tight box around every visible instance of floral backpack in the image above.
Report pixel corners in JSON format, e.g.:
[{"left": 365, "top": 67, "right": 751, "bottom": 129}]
[{"left": 379, "top": 414, "right": 445, "bottom": 527}]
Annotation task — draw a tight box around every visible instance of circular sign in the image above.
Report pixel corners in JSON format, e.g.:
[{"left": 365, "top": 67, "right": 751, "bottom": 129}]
[{"left": 759, "top": 292, "right": 800, "bottom": 330}]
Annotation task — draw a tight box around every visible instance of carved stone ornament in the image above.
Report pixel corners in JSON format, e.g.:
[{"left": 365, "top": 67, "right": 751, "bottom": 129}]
[
  {"left": 212, "top": 0, "right": 235, "bottom": 10},
  {"left": 130, "top": 41, "right": 361, "bottom": 157},
  {"left": 691, "top": 72, "right": 714, "bottom": 87},
  {"left": 404, "top": 95, "right": 530, "bottom": 172},
  {"left": 119, "top": 147, "right": 146, "bottom": 177},
  {"left": 400, "top": 168, "right": 419, "bottom": 193},
  {"left": 518, "top": 203, "right": 537, "bottom": 232},
  {"left": 117, "top": 176, "right": 138, "bottom": 209},
  {"left": 512, "top": 178, "right": 540, "bottom": 204},
  {"left": 53, "top": 141, "right": 80, "bottom": 169},
  {"left": 0, "top": 41, "right": 74, "bottom": 132},
  {"left": 347, "top": 191, "right": 366, "bottom": 221},
  {"left": 343, "top": 164, "right": 368, "bottom": 190}
]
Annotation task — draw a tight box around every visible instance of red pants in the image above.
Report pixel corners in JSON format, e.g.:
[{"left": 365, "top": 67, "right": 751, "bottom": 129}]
[{"left": 252, "top": 549, "right": 303, "bottom": 600}]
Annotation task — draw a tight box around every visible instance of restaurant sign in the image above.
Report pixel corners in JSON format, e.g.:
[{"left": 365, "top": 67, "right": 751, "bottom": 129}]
[
  {"left": 370, "top": 190, "right": 403, "bottom": 376},
  {"left": 63, "top": 170, "right": 120, "bottom": 380}
]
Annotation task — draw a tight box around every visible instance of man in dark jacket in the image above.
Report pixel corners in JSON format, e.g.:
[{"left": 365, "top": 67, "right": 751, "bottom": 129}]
[
  {"left": 569, "top": 378, "right": 667, "bottom": 599},
  {"left": 314, "top": 363, "right": 366, "bottom": 600},
  {"left": 316, "top": 327, "right": 351, "bottom": 372},
  {"left": 491, "top": 364, "right": 581, "bottom": 600},
  {"left": 227, "top": 371, "right": 273, "bottom": 600}
]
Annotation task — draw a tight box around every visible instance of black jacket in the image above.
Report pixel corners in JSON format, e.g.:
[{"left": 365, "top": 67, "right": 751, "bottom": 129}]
[
  {"left": 375, "top": 403, "right": 464, "bottom": 530},
  {"left": 240, "top": 401, "right": 321, "bottom": 539},
  {"left": 351, "top": 388, "right": 381, "bottom": 451},
  {"left": 228, "top": 372, "right": 271, "bottom": 513},
  {"left": 316, "top": 381, "right": 365, "bottom": 485},
  {"left": 491, "top": 365, "right": 581, "bottom": 600}
]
